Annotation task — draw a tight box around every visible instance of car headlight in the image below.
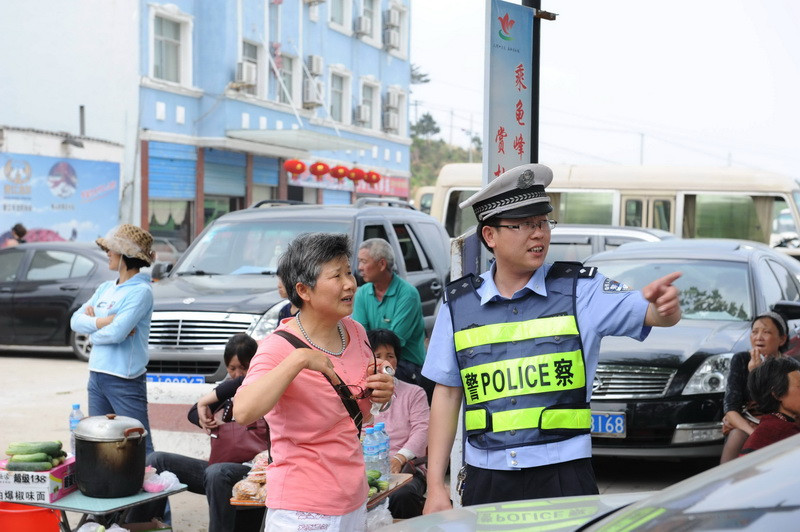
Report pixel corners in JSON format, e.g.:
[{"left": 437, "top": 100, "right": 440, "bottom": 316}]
[
  {"left": 682, "top": 353, "right": 733, "bottom": 395},
  {"left": 248, "top": 300, "right": 288, "bottom": 340}
]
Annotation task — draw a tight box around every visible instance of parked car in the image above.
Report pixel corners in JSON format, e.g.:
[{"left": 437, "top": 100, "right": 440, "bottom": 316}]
[
  {"left": 585, "top": 239, "right": 800, "bottom": 458},
  {"left": 147, "top": 198, "right": 451, "bottom": 382},
  {"left": 0, "top": 242, "right": 117, "bottom": 361},
  {"left": 548, "top": 224, "right": 675, "bottom": 263},
  {"left": 384, "top": 432, "right": 800, "bottom": 531},
  {"left": 151, "top": 235, "right": 188, "bottom": 265}
]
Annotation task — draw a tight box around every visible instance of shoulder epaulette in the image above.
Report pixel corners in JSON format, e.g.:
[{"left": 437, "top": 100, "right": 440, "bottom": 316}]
[
  {"left": 445, "top": 274, "right": 482, "bottom": 303},
  {"left": 547, "top": 261, "right": 597, "bottom": 279}
]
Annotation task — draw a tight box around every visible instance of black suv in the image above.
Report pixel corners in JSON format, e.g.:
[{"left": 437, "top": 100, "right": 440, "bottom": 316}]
[{"left": 146, "top": 199, "right": 451, "bottom": 382}]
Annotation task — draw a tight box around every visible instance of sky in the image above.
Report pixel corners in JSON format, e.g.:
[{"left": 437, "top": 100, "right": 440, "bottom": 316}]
[{"left": 410, "top": 0, "right": 800, "bottom": 177}]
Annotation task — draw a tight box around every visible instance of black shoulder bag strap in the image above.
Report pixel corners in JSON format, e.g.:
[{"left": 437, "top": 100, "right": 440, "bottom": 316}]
[{"left": 273, "top": 329, "right": 363, "bottom": 437}]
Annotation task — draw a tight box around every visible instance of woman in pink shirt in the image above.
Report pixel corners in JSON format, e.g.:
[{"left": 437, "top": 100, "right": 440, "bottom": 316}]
[
  {"left": 234, "top": 233, "right": 394, "bottom": 531},
  {"left": 369, "top": 328, "right": 430, "bottom": 518}
]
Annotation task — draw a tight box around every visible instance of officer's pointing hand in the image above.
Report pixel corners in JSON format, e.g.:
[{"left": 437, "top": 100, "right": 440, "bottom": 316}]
[{"left": 642, "top": 271, "right": 682, "bottom": 325}]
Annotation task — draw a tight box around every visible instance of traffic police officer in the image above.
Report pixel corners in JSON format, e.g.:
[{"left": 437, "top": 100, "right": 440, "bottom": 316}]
[{"left": 422, "top": 163, "right": 682, "bottom": 512}]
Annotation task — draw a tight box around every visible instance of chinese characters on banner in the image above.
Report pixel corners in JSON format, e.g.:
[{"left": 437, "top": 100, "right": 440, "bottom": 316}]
[{"left": 484, "top": 1, "right": 534, "bottom": 183}]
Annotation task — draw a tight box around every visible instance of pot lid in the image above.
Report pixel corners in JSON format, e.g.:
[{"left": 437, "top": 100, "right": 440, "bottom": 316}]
[{"left": 74, "top": 414, "right": 148, "bottom": 442}]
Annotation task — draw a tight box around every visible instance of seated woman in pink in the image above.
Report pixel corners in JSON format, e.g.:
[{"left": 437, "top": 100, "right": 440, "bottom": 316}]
[
  {"left": 369, "top": 328, "right": 430, "bottom": 518},
  {"left": 234, "top": 233, "right": 394, "bottom": 531},
  {"left": 740, "top": 356, "right": 800, "bottom": 456}
]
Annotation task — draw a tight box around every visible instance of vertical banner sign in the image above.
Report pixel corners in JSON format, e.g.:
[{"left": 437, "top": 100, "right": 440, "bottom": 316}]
[
  {"left": 483, "top": 0, "right": 535, "bottom": 185},
  {"left": 0, "top": 152, "right": 120, "bottom": 245}
]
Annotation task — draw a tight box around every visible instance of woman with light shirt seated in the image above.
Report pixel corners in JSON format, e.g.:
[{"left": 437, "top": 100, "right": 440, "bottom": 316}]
[{"left": 369, "top": 328, "right": 430, "bottom": 518}]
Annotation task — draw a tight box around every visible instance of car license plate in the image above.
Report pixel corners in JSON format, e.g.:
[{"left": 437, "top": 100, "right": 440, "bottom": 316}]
[
  {"left": 146, "top": 373, "right": 205, "bottom": 384},
  {"left": 591, "top": 411, "right": 626, "bottom": 438}
]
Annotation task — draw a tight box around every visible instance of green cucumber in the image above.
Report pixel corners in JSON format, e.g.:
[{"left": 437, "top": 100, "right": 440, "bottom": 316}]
[
  {"left": 9, "top": 452, "right": 50, "bottom": 463},
  {"left": 4, "top": 461, "right": 53, "bottom": 472},
  {"left": 6, "top": 441, "right": 63, "bottom": 456}
]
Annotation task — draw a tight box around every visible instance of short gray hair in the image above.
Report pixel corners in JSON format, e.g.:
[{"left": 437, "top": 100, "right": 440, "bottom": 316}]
[
  {"left": 278, "top": 232, "right": 352, "bottom": 309},
  {"left": 359, "top": 238, "right": 395, "bottom": 270}
]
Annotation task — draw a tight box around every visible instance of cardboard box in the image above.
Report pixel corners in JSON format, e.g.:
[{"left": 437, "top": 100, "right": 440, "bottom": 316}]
[{"left": 0, "top": 456, "right": 77, "bottom": 504}]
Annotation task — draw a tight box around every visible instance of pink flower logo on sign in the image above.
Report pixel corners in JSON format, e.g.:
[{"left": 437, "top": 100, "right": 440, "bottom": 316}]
[{"left": 498, "top": 13, "right": 515, "bottom": 41}]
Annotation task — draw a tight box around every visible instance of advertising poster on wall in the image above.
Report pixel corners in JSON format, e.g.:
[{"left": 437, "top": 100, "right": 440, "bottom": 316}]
[{"left": 0, "top": 152, "right": 120, "bottom": 247}]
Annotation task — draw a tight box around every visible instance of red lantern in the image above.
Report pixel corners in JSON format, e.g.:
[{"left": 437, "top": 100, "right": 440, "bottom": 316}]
[
  {"left": 348, "top": 167, "right": 365, "bottom": 182},
  {"left": 364, "top": 171, "right": 382, "bottom": 187},
  {"left": 329, "top": 165, "right": 349, "bottom": 181},
  {"left": 309, "top": 161, "right": 330, "bottom": 181},
  {"left": 283, "top": 159, "right": 305, "bottom": 178}
]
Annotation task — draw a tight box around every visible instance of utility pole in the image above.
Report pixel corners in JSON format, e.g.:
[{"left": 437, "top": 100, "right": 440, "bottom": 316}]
[
  {"left": 449, "top": 108, "right": 454, "bottom": 145},
  {"left": 640, "top": 132, "right": 645, "bottom": 165}
]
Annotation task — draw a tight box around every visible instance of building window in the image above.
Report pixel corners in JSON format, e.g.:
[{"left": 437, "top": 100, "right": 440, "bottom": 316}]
[
  {"left": 242, "top": 42, "right": 258, "bottom": 96},
  {"left": 331, "top": 0, "right": 345, "bottom": 25},
  {"left": 279, "top": 55, "right": 294, "bottom": 104},
  {"left": 362, "top": 0, "right": 379, "bottom": 41},
  {"left": 154, "top": 16, "right": 181, "bottom": 82},
  {"left": 360, "top": 82, "right": 380, "bottom": 129},
  {"left": 383, "top": 4, "right": 408, "bottom": 57},
  {"left": 330, "top": 74, "right": 345, "bottom": 122},
  {"left": 329, "top": 0, "right": 352, "bottom": 34},
  {"left": 150, "top": 5, "right": 193, "bottom": 86}
]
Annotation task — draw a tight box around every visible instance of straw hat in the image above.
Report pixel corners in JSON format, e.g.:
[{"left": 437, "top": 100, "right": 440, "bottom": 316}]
[{"left": 96, "top": 224, "right": 155, "bottom": 265}]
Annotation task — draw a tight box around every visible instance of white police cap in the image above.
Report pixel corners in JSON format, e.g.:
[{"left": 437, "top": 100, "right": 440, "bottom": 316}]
[{"left": 460, "top": 163, "right": 553, "bottom": 222}]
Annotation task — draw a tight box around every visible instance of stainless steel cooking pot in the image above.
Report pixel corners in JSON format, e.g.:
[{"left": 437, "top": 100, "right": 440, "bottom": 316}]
[{"left": 74, "top": 414, "right": 148, "bottom": 498}]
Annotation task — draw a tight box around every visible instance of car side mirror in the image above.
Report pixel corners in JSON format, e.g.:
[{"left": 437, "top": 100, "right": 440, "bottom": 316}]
[
  {"left": 151, "top": 261, "right": 173, "bottom": 281},
  {"left": 771, "top": 300, "right": 800, "bottom": 321}
]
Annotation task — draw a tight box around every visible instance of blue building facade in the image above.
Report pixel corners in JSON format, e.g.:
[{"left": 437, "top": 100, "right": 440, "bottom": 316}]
[{"left": 139, "top": 0, "right": 412, "bottom": 245}]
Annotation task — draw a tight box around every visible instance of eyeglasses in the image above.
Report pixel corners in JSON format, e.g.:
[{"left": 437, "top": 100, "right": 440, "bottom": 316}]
[
  {"left": 492, "top": 219, "right": 557, "bottom": 233},
  {"left": 324, "top": 346, "right": 378, "bottom": 401}
]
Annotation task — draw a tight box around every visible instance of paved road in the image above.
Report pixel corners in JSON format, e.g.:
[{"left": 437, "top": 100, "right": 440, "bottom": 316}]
[{"left": 0, "top": 352, "right": 716, "bottom": 530}]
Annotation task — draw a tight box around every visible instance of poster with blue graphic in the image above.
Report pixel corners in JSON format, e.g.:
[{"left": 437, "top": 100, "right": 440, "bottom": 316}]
[
  {"left": 0, "top": 152, "right": 120, "bottom": 246},
  {"left": 484, "top": 0, "right": 534, "bottom": 183}
]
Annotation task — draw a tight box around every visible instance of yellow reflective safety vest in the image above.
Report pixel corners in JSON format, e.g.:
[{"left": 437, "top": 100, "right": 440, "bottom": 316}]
[{"left": 448, "top": 262, "right": 594, "bottom": 450}]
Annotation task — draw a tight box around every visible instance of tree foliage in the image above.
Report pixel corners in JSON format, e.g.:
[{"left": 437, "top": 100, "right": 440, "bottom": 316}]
[
  {"left": 409, "top": 113, "right": 482, "bottom": 191},
  {"left": 411, "top": 64, "right": 430, "bottom": 85}
]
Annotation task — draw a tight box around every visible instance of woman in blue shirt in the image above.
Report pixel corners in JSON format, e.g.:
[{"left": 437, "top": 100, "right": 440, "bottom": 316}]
[{"left": 70, "top": 224, "right": 156, "bottom": 454}]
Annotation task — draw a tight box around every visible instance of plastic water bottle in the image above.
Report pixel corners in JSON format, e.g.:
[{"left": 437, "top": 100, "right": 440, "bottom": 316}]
[
  {"left": 362, "top": 428, "right": 381, "bottom": 477},
  {"left": 69, "top": 403, "right": 84, "bottom": 453},
  {"left": 374, "top": 422, "right": 390, "bottom": 480}
]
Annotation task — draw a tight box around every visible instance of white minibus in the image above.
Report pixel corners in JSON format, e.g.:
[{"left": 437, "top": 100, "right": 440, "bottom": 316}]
[{"left": 429, "top": 163, "right": 800, "bottom": 256}]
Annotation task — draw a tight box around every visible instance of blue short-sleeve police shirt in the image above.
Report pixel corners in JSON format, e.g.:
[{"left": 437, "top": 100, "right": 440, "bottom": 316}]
[{"left": 421, "top": 262, "right": 651, "bottom": 470}]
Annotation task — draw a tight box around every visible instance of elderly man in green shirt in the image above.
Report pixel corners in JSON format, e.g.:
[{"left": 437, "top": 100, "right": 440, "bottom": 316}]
[{"left": 353, "top": 238, "right": 433, "bottom": 402}]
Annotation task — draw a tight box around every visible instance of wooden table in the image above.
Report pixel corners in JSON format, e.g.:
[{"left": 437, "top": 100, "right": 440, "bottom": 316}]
[{"left": 229, "top": 472, "right": 413, "bottom": 513}]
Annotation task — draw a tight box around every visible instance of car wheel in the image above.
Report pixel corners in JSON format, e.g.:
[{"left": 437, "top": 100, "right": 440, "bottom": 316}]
[{"left": 70, "top": 331, "right": 92, "bottom": 362}]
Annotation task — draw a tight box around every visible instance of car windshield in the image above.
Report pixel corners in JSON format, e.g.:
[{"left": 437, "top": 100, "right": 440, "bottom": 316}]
[
  {"left": 174, "top": 220, "right": 350, "bottom": 275},
  {"left": 589, "top": 258, "right": 752, "bottom": 321}
]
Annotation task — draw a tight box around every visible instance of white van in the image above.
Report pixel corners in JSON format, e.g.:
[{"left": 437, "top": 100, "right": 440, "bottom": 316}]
[{"left": 429, "top": 163, "right": 800, "bottom": 256}]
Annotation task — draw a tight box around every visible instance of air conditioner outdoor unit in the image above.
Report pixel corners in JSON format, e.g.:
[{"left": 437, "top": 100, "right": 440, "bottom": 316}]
[
  {"left": 383, "top": 29, "right": 400, "bottom": 50},
  {"left": 385, "top": 91, "right": 400, "bottom": 110},
  {"left": 384, "top": 7, "right": 400, "bottom": 28},
  {"left": 307, "top": 54, "right": 324, "bottom": 76},
  {"left": 383, "top": 110, "right": 399, "bottom": 132},
  {"left": 355, "top": 15, "right": 372, "bottom": 36},
  {"left": 303, "top": 78, "right": 324, "bottom": 108},
  {"left": 356, "top": 105, "right": 371, "bottom": 125},
  {"left": 235, "top": 61, "right": 258, "bottom": 86}
]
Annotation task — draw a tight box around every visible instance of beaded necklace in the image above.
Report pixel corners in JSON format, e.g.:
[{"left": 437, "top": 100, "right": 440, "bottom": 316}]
[{"left": 295, "top": 313, "right": 346, "bottom": 356}]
